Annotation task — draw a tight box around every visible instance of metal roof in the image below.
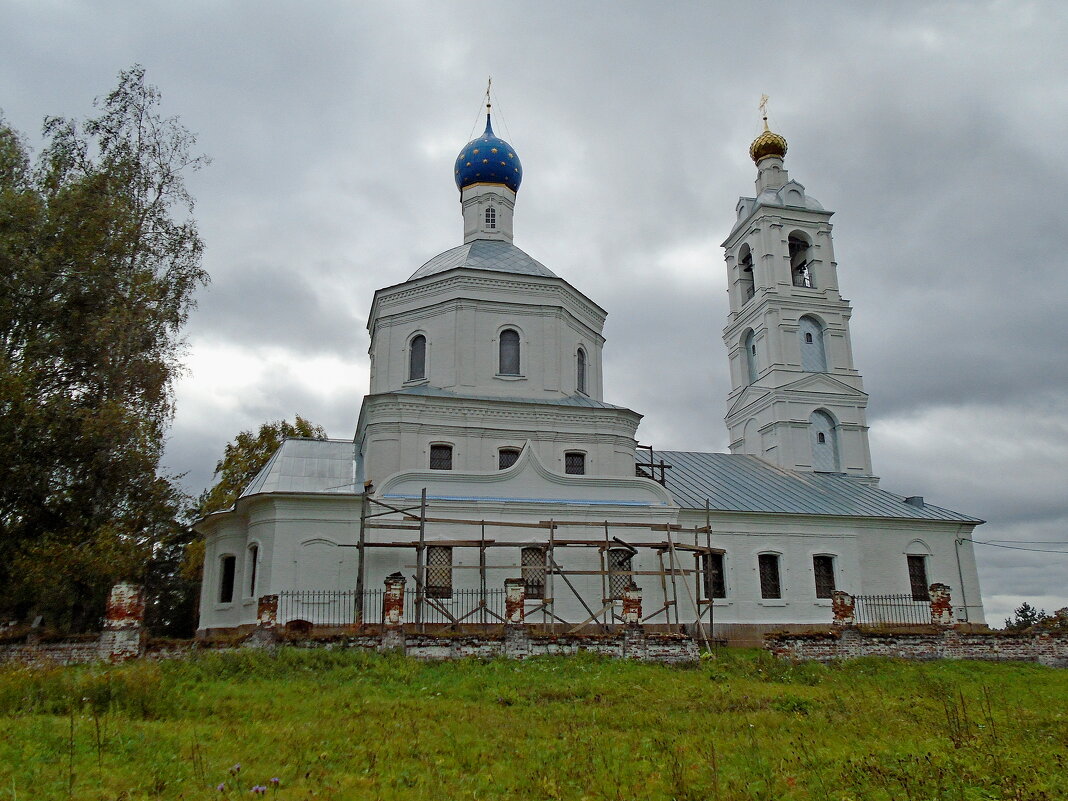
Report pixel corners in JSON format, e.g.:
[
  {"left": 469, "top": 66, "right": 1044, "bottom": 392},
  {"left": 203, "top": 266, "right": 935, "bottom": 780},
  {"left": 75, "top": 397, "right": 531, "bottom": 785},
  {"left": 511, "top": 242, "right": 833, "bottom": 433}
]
[
  {"left": 386, "top": 384, "right": 631, "bottom": 410},
  {"left": 239, "top": 438, "right": 358, "bottom": 499},
  {"left": 408, "top": 239, "right": 558, "bottom": 281},
  {"left": 656, "top": 450, "right": 982, "bottom": 523}
]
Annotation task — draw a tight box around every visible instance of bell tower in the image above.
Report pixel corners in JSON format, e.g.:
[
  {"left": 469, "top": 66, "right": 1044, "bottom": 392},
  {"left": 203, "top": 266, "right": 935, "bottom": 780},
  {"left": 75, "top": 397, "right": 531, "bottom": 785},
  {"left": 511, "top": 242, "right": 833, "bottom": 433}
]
[{"left": 720, "top": 105, "right": 874, "bottom": 478}]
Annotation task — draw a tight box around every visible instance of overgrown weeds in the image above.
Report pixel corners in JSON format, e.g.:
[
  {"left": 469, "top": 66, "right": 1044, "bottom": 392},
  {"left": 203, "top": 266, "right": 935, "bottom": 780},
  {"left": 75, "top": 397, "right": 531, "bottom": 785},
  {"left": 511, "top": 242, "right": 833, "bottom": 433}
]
[{"left": 1, "top": 649, "right": 1065, "bottom": 799}]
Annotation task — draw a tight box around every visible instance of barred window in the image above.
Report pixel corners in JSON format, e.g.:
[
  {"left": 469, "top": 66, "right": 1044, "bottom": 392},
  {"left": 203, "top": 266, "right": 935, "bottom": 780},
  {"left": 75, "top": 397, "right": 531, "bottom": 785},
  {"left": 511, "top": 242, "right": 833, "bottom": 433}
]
[
  {"left": 702, "top": 552, "right": 726, "bottom": 599},
  {"left": 565, "top": 452, "right": 585, "bottom": 475},
  {"left": 576, "top": 348, "right": 587, "bottom": 394},
  {"left": 499, "top": 329, "right": 520, "bottom": 375},
  {"left": 485, "top": 206, "right": 496, "bottom": 229},
  {"left": 907, "top": 554, "right": 930, "bottom": 601},
  {"left": 813, "top": 555, "right": 835, "bottom": 599},
  {"left": 426, "top": 545, "right": 453, "bottom": 599},
  {"left": 429, "top": 444, "right": 453, "bottom": 470},
  {"left": 219, "top": 555, "right": 236, "bottom": 604},
  {"left": 521, "top": 547, "right": 546, "bottom": 599},
  {"left": 608, "top": 548, "right": 634, "bottom": 600},
  {"left": 758, "top": 553, "right": 781, "bottom": 599},
  {"left": 409, "top": 334, "right": 426, "bottom": 381},
  {"left": 498, "top": 448, "right": 520, "bottom": 470}
]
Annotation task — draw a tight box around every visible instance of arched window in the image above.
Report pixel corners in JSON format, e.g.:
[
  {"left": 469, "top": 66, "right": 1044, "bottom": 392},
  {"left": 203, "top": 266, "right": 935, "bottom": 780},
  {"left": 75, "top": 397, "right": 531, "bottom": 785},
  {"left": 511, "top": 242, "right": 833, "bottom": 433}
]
[
  {"left": 738, "top": 244, "right": 755, "bottom": 301},
  {"left": 499, "top": 329, "right": 520, "bottom": 375},
  {"left": 799, "top": 316, "right": 827, "bottom": 372},
  {"left": 576, "top": 348, "right": 587, "bottom": 394},
  {"left": 758, "top": 553, "right": 782, "bottom": 599},
  {"left": 789, "top": 233, "right": 813, "bottom": 287},
  {"left": 809, "top": 409, "right": 840, "bottom": 472},
  {"left": 812, "top": 554, "right": 836, "bottom": 599},
  {"left": 498, "top": 448, "right": 520, "bottom": 470},
  {"left": 247, "top": 544, "right": 259, "bottom": 598},
  {"left": 408, "top": 334, "right": 426, "bottom": 381},
  {"left": 485, "top": 206, "right": 496, "bottom": 229},
  {"left": 742, "top": 330, "right": 757, "bottom": 384},
  {"left": 219, "top": 555, "right": 236, "bottom": 604}
]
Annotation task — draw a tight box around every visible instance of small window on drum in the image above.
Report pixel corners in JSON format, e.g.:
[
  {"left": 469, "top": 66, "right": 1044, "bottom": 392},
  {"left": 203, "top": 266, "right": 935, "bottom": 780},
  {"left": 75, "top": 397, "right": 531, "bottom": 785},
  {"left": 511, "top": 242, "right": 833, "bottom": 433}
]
[
  {"left": 485, "top": 206, "right": 496, "bottom": 229},
  {"left": 429, "top": 444, "right": 453, "bottom": 470},
  {"left": 565, "top": 452, "right": 585, "bottom": 475},
  {"left": 576, "top": 348, "right": 587, "bottom": 395},
  {"left": 498, "top": 448, "right": 520, "bottom": 470}
]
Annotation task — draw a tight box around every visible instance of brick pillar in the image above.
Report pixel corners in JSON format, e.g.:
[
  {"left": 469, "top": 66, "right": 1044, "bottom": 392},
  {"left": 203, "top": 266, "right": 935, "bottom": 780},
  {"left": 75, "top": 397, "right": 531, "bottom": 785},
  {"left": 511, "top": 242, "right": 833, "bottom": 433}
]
[
  {"left": 257, "top": 595, "right": 279, "bottom": 627},
  {"left": 97, "top": 582, "right": 145, "bottom": 662},
  {"left": 505, "top": 578, "right": 526, "bottom": 625},
  {"left": 622, "top": 583, "right": 642, "bottom": 627},
  {"left": 929, "top": 583, "right": 954, "bottom": 626},
  {"left": 384, "top": 573, "right": 407, "bottom": 627},
  {"left": 832, "top": 591, "right": 856, "bottom": 626},
  {"left": 380, "top": 573, "right": 407, "bottom": 653}
]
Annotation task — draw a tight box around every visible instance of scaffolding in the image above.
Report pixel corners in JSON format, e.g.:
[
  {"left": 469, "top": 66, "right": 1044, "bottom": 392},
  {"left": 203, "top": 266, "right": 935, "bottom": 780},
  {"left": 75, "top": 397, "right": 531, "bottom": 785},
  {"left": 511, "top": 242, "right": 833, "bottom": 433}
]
[{"left": 344, "top": 488, "right": 723, "bottom": 647}]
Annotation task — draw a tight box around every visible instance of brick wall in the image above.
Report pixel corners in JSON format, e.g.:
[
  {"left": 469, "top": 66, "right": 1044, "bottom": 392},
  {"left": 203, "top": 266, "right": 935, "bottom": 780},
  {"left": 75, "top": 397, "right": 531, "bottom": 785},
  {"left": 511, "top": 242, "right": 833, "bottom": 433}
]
[{"left": 765, "top": 628, "right": 1068, "bottom": 667}]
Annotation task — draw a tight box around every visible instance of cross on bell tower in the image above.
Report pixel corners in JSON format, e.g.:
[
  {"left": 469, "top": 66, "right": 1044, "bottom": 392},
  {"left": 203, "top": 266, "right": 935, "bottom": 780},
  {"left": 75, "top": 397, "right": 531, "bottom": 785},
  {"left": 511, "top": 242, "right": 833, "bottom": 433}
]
[{"left": 720, "top": 103, "right": 874, "bottom": 478}]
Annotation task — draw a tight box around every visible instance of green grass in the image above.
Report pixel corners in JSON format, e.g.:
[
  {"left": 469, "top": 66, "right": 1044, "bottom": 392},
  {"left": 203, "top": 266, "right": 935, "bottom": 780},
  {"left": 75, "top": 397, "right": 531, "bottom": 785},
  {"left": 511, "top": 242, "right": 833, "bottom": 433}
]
[{"left": 1, "top": 649, "right": 1066, "bottom": 800}]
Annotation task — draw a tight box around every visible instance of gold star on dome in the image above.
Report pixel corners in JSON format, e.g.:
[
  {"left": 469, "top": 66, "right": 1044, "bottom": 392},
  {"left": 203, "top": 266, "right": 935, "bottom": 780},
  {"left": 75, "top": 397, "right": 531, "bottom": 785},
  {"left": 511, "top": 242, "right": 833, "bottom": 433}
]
[
  {"left": 473, "top": 148, "right": 479, "bottom": 154},
  {"left": 507, "top": 153, "right": 513, "bottom": 158},
  {"left": 491, "top": 147, "right": 498, "bottom": 153},
  {"left": 500, "top": 161, "right": 506, "bottom": 166},
  {"left": 482, "top": 159, "right": 488, "bottom": 163},
  {"left": 466, "top": 162, "right": 471, "bottom": 167}
]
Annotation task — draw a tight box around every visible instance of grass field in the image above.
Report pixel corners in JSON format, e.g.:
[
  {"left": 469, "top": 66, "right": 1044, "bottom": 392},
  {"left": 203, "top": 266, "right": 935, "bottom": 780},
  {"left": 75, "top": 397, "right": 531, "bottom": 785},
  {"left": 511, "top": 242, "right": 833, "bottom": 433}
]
[{"left": 1, "top": 648, "right": 1066, "bottom": 800}]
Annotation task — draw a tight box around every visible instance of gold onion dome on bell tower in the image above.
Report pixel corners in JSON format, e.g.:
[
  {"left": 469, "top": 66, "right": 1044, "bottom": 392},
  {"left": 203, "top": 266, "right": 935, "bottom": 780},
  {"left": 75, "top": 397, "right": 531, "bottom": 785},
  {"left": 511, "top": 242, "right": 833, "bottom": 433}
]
[{"left": 749, "top": 121, "right": 788, "bottom": 164}]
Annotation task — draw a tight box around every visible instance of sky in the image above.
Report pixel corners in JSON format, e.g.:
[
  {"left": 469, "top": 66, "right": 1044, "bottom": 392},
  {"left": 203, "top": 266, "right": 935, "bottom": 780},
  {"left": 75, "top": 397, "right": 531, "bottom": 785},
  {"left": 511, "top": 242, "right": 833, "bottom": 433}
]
[{"left": 2, "top": 1, "right": 1066, "bottom": 626}]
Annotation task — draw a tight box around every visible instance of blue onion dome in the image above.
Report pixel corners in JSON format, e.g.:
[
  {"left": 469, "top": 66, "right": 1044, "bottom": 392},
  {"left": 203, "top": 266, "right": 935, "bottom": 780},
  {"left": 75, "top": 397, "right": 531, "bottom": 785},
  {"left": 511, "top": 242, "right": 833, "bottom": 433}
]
[{"left": 454, "top": 113, "right": 522, "bottom": 193}]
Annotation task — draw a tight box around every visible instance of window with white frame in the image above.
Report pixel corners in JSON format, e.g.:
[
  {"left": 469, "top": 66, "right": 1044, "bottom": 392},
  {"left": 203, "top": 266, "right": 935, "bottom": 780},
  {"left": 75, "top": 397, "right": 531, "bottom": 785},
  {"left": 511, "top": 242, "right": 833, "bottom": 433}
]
[
  {"left": 758, "top": 553, "right": 782, "bottom": 599},
  {"left": 219, "top": 555, "right": 236, "bottom": 604},
  {"left": 498, "top": 448, "right": 520, "bottom": 470},
  {"left": 499, "top": 329, "right": 520, "bottom": 375},
  {"left": 247, "top": 544, "right": 259, "bottom": 598},
  {"left": 702, "top": 552, "right": 726, "bottom": 599},
  {"left": 408, "top": 334, "right": 426, "bottom": 381},
  {"left": 907, "top": 554, "right": 930, "bottom": 601},
  {"left": 812, "top": 554, "right": 835, "bottom": 599},
  {"left": 429, "top": 444, "right": 453, "bottom": 470},
  {"left": 485, "top": 206, "right": 496, "bottom": 229}
]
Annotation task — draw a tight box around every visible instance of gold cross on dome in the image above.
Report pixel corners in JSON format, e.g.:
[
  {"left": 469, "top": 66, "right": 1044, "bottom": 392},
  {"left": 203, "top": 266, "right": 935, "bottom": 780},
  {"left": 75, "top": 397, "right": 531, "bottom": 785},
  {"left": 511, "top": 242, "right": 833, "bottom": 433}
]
[{"left": 759, "top": 94, "right": 770, "bottom": 129}]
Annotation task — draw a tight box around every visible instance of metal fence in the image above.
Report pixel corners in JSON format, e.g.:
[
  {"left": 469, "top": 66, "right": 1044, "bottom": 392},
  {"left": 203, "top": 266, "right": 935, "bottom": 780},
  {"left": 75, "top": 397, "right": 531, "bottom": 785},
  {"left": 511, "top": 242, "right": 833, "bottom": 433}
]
[
  {"left": 409, "top": 588, "right": 507, "bottom": 626},
  {"left": 854, "top": 593, "right": 934, "bottom": 626},
  {"left": 277, "top": 588, "right": 506, "bottom": 627}
]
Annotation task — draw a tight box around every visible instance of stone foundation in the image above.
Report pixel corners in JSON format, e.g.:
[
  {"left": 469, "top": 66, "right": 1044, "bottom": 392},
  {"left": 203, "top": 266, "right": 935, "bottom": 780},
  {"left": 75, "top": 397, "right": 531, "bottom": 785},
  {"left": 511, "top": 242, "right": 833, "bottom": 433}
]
[{"left": 766, "top": 627, "right": 1068, "bottom": 667}]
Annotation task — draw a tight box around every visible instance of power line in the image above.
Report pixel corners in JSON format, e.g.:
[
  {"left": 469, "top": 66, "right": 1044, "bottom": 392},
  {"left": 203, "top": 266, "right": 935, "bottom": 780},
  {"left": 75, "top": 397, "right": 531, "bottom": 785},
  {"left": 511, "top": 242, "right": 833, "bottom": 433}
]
[{"left": 969, "top": 539, "right": 1068, "bottom": 555}]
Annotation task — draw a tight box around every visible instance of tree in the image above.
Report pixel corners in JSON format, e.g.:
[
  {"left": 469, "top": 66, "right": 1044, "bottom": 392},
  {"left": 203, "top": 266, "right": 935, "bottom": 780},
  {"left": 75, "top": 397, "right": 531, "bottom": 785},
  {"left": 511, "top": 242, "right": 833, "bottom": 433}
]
[
  {"left": 182, "top": 416, "right": 327, "bottom": 584},
  {"left": 1004, "top": 602, "right": 1049, "bottom": 631},
  {"left": 0, "top": 66, "right": 208, "bottom": 630}
]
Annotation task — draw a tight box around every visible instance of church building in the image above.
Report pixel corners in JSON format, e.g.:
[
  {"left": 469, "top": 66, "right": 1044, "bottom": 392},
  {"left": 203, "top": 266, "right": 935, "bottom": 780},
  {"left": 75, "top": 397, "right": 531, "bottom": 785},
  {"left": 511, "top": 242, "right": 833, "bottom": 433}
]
[{"left": 196, "top": 104, "right": 986, "bottom": 640}]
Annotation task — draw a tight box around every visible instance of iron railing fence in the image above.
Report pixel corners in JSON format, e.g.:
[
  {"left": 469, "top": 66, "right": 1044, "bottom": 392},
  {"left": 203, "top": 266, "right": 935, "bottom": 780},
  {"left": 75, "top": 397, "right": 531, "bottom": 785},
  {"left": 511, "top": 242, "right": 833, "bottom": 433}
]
[
  {"left": 278, "top": 589, "right": 381, "bottom": 627},
  {"left": 276, "top": 587, "right": 507, "bottom": 627},
  {"left": 409, "top": 588, "right": 507, "bottom": 626},
  {"left": 854, "top": 593, "right": 935, "bottom": 626}
]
